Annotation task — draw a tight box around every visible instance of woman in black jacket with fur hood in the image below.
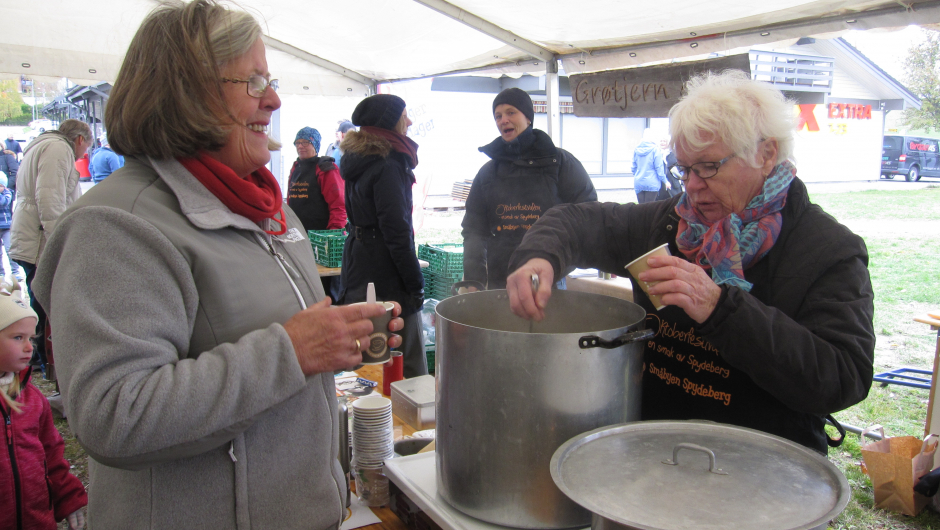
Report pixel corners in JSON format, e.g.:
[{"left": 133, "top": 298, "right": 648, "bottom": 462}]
[{"left": 339, "top": 94, "right": 428, "bottom": 378}]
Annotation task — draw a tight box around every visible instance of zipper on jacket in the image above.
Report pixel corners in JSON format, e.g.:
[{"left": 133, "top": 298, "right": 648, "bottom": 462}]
[
  {"left": 260, "top": 233, "right": 300, "bottom": 279},
  {"left": 44, "top": 460, "right": 53, "bottom": 509},
  {"left": 253, "top": 232, "right": 307, "bottom": 310},
  {"left": 3, "top": 405, "right": 24, "bottom": 530},
  {"left": 252, "top": 232, "right": 347, "bottom": 523}
]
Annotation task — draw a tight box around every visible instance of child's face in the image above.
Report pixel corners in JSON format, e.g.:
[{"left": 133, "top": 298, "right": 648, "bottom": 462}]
[{"left": 0, "top": 318, "right": 37, "bottom": 374}]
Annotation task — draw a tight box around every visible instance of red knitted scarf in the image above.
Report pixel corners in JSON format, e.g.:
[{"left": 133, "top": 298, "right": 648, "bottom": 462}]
[
  {"left": 360, "top": 126, "right": 419, "bottom": 170},
  {"left": 178, "top": 153, "right": 287, "bottom": 235}
]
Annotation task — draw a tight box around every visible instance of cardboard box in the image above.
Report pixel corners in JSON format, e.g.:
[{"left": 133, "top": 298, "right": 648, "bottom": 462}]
[{"left": 391, "top": 375, "right": 435, "bottom": 430}]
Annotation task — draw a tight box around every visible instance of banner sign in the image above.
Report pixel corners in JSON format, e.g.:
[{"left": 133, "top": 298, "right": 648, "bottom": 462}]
[{"left": 570, "top": 54, "right": 751, "bottom": 118}]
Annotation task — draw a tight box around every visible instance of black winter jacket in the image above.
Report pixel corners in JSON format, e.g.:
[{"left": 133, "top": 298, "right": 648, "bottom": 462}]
[
  {"left": 508, "top": 177, "right": 875, "bottom": 453},
  {"left": 462, "top": 127, "right": 597, "bottom": 289},
  {"left": 338, "top": 130, "right": 424, "bottom": 316}
]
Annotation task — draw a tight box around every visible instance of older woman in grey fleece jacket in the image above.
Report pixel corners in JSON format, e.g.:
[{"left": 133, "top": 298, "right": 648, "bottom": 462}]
[{"left": 32, "top": 2, "right": 403, "bottom": 529}]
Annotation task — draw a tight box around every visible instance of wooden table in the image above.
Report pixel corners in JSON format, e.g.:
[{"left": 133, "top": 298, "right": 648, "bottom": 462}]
[
  {"left": 319, "top": 260, "right": 430, "bottom": 278},
  {"left": 919, "top": 312, "right": 940, "bottom": 438}
]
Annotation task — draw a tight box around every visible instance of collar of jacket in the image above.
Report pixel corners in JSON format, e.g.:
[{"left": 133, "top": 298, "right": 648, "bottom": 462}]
[
  {"left": 147, "top": 156, "right": 276, "bottom": 233},
  {"left": 23, "top": 130, "right": 70, "bottom": 156},
  {"left": 290, "top": 156, "right": 321, "bottom": 182},
  {"left": 655, "top": 176, "right": 811, "bottom": 264},
  {"left": 478, "top": 127, "right": 557, "bottom": 162}
]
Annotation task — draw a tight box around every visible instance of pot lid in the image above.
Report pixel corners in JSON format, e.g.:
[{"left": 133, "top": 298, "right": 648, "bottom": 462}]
[{"left": 550, "top": 421, "right": 849, "bottom": 530}]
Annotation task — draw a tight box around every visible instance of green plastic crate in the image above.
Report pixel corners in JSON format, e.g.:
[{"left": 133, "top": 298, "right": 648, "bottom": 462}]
[
  {"left": 308, "top": 229, "right": 347, "bottom": 268},
  {"left": 423, "top": 270, "right": 459, "bottom": 300},
  {"left": 418, "top": 243, "right": 464, "bottom": 276}
]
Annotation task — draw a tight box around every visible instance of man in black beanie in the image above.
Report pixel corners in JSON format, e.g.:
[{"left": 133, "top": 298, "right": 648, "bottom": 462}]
[
  {"left": 461, "top": 86, "right": 596, "bottom": 291},
  {"left": 351, "top": 94, "right": 407, "bottom": 131},
  {"left": 492, "top": 87, "right": 534, "bottom": 124}
]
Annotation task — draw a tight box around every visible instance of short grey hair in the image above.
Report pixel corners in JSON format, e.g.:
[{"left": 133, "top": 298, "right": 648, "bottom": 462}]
[
  {"left": 58, "top": 119, "right": 92, "bottom": 144},
  {"left": 668, "top": 69, "right": 795, "bottom": 167}
]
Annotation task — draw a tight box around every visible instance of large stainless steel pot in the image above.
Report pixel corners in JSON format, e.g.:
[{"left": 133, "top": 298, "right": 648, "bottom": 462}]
[
  {"left": 551, "top": 421, "right": 851, "bottom": 530},
  {"left": 435, "top": 289, "right": 651, "bottom": 529}
]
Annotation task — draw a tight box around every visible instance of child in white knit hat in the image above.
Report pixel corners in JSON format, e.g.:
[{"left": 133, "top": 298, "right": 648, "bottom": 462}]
[{"left": 0, "top": 278, "right": 87, "bottom": 529}]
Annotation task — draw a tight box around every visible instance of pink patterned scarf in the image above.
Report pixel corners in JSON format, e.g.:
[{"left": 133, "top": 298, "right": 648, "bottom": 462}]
[{"left": 675, "top": 160, "right": 796, "bottom": 291}]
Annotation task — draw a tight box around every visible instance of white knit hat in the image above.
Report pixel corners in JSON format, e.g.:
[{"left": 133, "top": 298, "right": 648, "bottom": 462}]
[{"left": 0, "top": 278, "right": 38, "bottom": 331}]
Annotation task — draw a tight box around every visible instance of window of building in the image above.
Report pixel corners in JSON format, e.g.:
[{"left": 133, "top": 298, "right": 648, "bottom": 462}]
[
  {"left": 607, "top": 118, "right": 647, "bottom": 174},
  {"left": 561, "top": 115, "right": 603, "bottom": 174}
]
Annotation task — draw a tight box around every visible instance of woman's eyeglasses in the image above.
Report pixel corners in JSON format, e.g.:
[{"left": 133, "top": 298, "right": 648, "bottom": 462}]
[
  {"left": 222, "top": 74, "right": 279, "bottom": 98},
  {"left": 673, "top": 155, "right": 736, "bottom": 181}
]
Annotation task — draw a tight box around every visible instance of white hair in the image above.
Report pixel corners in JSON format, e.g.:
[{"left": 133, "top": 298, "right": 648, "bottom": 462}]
[{"left": 668, "top": 69, "right": 796, "bottom": 167}]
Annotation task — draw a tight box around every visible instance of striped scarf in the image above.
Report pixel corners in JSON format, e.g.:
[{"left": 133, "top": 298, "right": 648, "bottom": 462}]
[{"left": 675, "top": 160, "right": 795, "bottom": 291}]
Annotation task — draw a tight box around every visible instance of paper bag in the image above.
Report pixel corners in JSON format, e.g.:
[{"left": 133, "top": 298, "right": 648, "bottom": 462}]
[{"left": 860, "top": 425, "right": 939, "bottom": 516}]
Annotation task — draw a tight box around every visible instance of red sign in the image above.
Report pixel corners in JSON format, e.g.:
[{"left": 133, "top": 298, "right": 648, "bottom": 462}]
[
  {"left": 909, "top": 141, "right": 935, "bottom": 152},
  {"left": 828, "top": 103, "right": 872, "bottom": 120},
  {"left": 797, "top": 104, "right": 820, "bottom": 132}
]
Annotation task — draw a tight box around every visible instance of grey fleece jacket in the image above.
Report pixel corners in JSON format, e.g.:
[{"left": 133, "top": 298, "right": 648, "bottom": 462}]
[{"left": 33, "top": 157, "right": 345, "bottom": 530}]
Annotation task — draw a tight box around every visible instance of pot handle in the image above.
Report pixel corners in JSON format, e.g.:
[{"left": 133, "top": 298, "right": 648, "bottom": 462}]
[
  {"left": 579, "top": 329, "right": 655, "bottom": 349},
  {"left": 661, "top": 443, "right": 729, "bottom": 475}
]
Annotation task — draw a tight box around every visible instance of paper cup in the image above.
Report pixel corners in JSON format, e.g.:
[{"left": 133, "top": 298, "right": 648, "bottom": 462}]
[
  {"left": 351, "top": 302, "right": 395, "bottom": 364},
  {"left": 624, "top": 243, "right": 671, "bottom": 310}
]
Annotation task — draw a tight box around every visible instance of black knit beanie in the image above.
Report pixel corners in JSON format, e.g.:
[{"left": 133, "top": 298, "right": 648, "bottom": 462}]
[
  {"left": 351, "top": 94, "right": 407, "bottom": 131},
  {"left": 492, "top": 88, "right": 534, "bottom": 123}
]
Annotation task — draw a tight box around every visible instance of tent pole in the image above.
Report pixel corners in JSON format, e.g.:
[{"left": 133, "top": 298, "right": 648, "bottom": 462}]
[
  {"left": 410, "top": 0, "right": 553, "bottom": 62},
  {"left": 545, "top": 60, "right": 560, "bottom": 145}
]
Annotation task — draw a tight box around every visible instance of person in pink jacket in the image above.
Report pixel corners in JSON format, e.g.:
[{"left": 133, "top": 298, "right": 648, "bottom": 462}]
[{"left": 0, "top": 278, "right": 87, "bottom": 530}]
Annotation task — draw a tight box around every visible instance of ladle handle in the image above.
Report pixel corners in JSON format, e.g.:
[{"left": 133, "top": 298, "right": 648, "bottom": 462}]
[
  {"left": 579, "top": 329, "right": 655, "bottom": 349},
  {"left": 661, "top": 443, "right": 729, "bottom": 475}
]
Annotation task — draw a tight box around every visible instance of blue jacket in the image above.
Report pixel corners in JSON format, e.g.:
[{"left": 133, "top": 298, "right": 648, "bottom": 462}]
[
  {"left": 91, "top": 147, "right": 124, "bottom": 182},
  {"left": 0, "top": 188, "right": 13, "bottom": 229},
  {"left": 631, "top": 141, "right": 667, "bottom": 193},
  {"left": 4, "top": 139, "right": 22, "bottom": 155}
]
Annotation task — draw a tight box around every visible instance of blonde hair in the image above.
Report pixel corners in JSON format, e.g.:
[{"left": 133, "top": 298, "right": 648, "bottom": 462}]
[
  {"left": 669, "top": 69, "right": 796, "bottom": 167},
  {"left": 1, "top": 375, "right": 22, "bottom": 414},
  {"left": 106, "top": 0, "right": 277, "bottom": 159}
]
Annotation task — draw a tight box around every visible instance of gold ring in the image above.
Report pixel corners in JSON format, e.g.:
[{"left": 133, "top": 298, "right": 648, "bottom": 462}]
[{"left": 355, "top": 339, "right": 361, "bottom": 350}]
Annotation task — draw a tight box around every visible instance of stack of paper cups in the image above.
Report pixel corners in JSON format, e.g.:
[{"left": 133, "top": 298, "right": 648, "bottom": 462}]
[{"left": 351, "top": 396, "right": 394, "bottom": 506}]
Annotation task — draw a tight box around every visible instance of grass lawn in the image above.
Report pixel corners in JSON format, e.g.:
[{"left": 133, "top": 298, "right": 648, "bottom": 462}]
[
  {"left": 809, "top": 187, "right": 940, "bottom": 529},
  {"left": 32, "top": 187, "right": 940, "bottom": 529}
]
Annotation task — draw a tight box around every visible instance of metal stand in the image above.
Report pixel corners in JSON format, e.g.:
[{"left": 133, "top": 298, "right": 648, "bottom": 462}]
[{"left": 873, "top": 367, "right": 933, "bottom": 390}]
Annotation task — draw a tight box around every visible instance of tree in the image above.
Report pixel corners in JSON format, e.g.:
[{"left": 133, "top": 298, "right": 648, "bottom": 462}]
[
  {"left": 0, "top": 80, "right": 25, "bottom": 121},
  {"left": 902, "top": 30, "right": 940, "bottom": 133}
]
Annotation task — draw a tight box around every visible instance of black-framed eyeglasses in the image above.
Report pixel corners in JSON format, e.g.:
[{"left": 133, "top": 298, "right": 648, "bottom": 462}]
[
  {"left": 673, "top": 154, "right": 736, "bottom": 181},
  {"left": 294, "top": 140, "right": 313, "bottom": 148},
  {"left": 222, "top": 74, "right": 278, "bottom": 98}
]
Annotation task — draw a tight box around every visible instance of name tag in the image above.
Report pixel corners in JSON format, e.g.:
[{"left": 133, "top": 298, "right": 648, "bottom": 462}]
[{"left": 275, "top": 227, "right": 307, "bottom": 243}]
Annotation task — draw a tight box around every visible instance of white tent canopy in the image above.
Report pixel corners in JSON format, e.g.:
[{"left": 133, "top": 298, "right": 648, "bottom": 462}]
[{"left": 2, "top": 0, "right": 940, "bottom": 96}]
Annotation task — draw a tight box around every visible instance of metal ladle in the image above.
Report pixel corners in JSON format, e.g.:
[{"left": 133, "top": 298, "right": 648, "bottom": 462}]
[{"left": 529, "top": 273, "right": 539, "bottom": 334}]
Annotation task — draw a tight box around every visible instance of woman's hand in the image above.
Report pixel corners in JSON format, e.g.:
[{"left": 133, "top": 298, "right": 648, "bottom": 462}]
[
  {"left": 639, "top": 256, "right": 722, "bottom": 323},
  {"left": 284, "top": 299, "right": 404, "bottom": 375},
  {"left": 506, "top": 258, "right": 554, "bottom": 321}
]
